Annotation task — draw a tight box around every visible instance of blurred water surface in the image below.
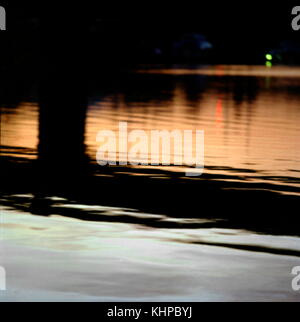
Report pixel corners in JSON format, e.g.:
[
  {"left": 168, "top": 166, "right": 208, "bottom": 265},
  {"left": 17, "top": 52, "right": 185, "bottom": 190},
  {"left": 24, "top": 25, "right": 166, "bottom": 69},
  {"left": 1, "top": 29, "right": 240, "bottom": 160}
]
[
  {"left": 1, "top": 65, "right": 300, "bottom": 301},
  {"left": 2, "top": 65, "right": 300, "bottom": 189}
]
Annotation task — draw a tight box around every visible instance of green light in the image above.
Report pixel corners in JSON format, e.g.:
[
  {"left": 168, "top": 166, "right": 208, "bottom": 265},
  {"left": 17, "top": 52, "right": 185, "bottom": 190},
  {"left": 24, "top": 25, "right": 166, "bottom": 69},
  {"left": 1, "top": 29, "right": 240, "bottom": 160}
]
[
  {"left": 265, "top": 54, "right": 273, "bottom": 61},
  {"left": 266, "top": 61, "right": 272, "bottom": 68}
]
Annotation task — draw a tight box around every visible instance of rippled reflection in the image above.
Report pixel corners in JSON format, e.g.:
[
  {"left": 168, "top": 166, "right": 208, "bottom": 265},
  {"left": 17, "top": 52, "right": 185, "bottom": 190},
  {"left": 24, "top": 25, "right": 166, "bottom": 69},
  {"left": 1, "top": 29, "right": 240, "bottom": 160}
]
[{"left": 2, "top": 65, "right": 300, "bottom": 190}]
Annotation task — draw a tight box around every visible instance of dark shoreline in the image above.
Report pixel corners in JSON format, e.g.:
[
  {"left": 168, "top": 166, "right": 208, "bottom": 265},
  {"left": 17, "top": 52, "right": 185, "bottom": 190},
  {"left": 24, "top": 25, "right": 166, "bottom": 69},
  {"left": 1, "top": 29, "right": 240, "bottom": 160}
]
[{"left": 1, "top": 155, "right": 299, "bottom": 237}]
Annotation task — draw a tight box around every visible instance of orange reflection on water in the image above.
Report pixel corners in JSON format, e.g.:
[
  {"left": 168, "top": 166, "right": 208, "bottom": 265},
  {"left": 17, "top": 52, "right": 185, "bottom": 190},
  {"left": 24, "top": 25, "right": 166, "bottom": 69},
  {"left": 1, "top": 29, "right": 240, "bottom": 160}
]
[
  {"left": 1, "top": 102, "right": 38, "bottom": 159},
  {"left": 215, "top": 98, "right": 223, "bottom": 127},
  {"left": 1, "top": 66, "right": 300, "bottom": 189},
  {"left": 85, "top": 66, "right": 300, "bottom": 186}
]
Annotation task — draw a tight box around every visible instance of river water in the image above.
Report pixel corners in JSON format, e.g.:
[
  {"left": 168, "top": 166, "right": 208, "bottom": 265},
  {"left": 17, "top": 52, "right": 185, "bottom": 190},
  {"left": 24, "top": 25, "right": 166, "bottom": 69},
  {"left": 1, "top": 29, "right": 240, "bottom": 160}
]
[{"left": 1, "top": 65, "right": 300, "bottom": 301}]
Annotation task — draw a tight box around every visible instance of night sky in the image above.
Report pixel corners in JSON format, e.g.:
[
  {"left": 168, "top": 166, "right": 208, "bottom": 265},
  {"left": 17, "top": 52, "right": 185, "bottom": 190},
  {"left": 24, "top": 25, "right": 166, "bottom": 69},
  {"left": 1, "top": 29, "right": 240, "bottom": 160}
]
[{"left": 1, "top": 2, "right": 300, "bottom": 66}]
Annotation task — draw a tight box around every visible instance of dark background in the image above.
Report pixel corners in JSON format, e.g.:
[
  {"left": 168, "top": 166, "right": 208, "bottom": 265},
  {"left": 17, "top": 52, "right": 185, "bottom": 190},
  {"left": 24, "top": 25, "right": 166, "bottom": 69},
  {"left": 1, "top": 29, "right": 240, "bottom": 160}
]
[{"left": 1, "top": 1, "right": 300, "bottom": 68}]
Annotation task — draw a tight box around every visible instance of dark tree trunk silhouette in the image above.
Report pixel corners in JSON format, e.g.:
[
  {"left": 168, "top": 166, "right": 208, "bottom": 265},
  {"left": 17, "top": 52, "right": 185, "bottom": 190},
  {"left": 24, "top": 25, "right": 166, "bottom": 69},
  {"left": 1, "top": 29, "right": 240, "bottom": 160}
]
[{"left": 36, "top": 9, "right": 89, "bottom": 196}]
